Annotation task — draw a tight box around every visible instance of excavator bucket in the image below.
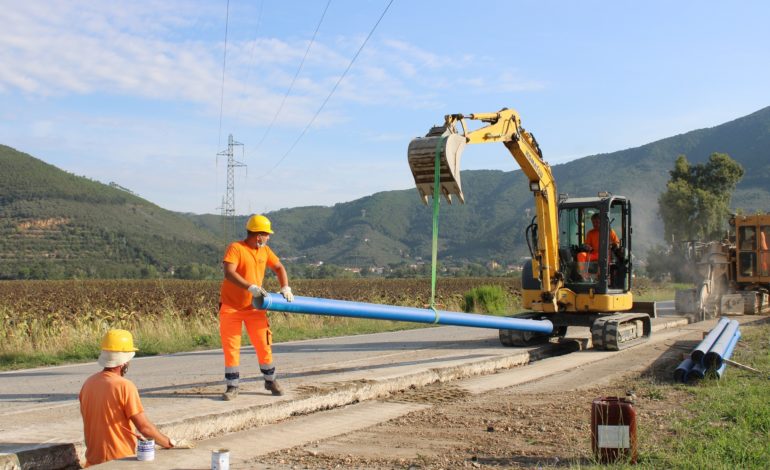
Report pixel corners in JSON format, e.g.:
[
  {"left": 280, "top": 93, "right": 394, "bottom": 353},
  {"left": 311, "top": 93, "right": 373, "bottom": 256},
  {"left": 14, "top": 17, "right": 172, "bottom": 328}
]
[{"left": 407, "top": 126, "right": 467, "bottom": 204}]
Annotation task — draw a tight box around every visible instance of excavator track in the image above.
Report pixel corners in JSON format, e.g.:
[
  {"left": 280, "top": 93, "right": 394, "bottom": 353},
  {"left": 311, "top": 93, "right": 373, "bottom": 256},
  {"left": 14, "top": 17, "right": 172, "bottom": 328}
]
[
  {"left": 498, "top": 313, "right": 567, "bottom": 347},
  {"left": 591, "top": 313, "right": 652, "bottom": 351}
]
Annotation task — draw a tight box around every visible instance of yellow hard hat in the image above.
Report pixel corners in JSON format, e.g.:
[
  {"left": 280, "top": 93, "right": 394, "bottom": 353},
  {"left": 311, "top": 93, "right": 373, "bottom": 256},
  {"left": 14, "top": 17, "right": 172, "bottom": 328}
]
[
  {"left": 245, "top": 214, "right": 274, "bottom": 234},
  {"left": 100, "top": 329, "right": 139, "bottom": 352}
]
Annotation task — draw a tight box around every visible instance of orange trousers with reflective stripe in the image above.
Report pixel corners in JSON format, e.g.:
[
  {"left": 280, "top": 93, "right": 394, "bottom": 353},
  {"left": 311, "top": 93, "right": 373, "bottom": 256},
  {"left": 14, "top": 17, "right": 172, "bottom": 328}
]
[{"left": 218, "top": 304, "right": 273, "bottom": 367}]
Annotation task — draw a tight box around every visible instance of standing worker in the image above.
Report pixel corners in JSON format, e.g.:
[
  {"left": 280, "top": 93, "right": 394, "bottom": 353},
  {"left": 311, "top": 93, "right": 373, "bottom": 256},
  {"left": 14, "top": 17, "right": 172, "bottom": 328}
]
[
  {"left": 79, "top": 329, "right": 189, "bottom": 467},
  {"left": 219, "top": 214, "right": 294, "bottom": 400}
]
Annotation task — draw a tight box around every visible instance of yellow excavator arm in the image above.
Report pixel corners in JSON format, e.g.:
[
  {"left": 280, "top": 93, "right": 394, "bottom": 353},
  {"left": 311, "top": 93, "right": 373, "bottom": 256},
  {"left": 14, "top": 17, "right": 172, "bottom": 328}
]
[{"left": 407, "top": 108, "right": 561, "bottom": 311}]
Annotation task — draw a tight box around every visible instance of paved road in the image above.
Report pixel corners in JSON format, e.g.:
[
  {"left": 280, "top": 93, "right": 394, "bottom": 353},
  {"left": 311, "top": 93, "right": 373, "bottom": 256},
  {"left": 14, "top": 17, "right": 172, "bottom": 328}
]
[{"left": 0, "top": 310, "right": 695, "bottom": 469}]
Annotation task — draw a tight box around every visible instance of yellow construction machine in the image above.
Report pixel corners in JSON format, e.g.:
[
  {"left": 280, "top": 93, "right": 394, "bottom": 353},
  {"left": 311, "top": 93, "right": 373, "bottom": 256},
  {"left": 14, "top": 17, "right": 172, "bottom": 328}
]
[
  {"left": 675, "top": 213, "right": 770, "bottom": 318},
  {"left": 407, "top": 108, "right": 651, "bottom": 350}
]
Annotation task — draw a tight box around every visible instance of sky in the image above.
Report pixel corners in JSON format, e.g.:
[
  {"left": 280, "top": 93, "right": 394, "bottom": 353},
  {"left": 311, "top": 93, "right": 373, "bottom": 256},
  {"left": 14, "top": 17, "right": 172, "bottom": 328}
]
[{"left": 2, "top": 1, "right": 769, "bottom": 215}]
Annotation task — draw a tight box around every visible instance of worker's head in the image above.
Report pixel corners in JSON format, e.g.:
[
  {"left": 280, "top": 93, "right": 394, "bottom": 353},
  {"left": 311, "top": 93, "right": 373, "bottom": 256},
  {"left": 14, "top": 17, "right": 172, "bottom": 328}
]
[
  {"left": 590, "top": 213, "right": 600, "bottom": 229},
  {"left": 98, "top": 329, "right": 139, "bottom": 372},
  {"left": 245, "top": 214, "right": 273, "bottom": 246}
]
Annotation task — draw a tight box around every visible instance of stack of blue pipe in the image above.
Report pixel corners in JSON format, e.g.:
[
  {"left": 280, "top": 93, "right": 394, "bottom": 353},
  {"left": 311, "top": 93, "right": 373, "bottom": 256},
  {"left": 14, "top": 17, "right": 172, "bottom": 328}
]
[{"left": 674, "top": 317, "right": 741, "bottom": 383}]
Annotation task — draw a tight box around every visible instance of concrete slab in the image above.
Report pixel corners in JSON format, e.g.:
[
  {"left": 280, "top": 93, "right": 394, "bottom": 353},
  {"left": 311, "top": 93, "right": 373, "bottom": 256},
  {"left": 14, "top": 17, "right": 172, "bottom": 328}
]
[{"left": 99, "top": 401, "right": 429, "bottom": 469}]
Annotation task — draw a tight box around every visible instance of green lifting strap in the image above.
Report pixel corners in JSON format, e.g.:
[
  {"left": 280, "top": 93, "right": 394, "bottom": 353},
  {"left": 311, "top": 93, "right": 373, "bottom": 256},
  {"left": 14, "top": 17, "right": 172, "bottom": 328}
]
[{"left": 429, "top": 136, "right": 446, "bottom": 324}]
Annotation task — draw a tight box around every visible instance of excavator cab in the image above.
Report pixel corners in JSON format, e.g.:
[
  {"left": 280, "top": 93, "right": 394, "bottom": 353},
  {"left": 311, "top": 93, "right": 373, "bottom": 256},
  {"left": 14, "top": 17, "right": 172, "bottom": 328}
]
[
  {"left": 734, "top": 215, "right": 770, "bottom": 281},
  {"left": 558, "top": 195, "right": 632, "bottom": 294}
]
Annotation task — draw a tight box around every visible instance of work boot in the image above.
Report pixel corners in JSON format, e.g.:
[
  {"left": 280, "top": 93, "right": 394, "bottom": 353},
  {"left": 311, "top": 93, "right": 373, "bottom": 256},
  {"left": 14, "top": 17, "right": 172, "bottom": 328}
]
[
  {"left": 264, "top": 379, "right": 284, "bottom": 396},
  {"left": 222, "top": 385, "right": 239, "bottom": 401}
]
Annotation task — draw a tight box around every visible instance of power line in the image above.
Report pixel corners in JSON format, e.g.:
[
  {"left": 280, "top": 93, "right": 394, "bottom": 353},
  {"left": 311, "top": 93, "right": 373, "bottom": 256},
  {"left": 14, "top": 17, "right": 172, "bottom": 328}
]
[
  {"left": 214, "top": 0, "right": 232, "bottom": 214},
  {"left": 254, "top": 0, "right": 332, "bottom": 152},
  {"left": 231, "top": 0, "right": 266, "bottom": 124},
  {"left": 216, "top": 0, "right": 231, "bottom": 152},
  {"left": 264, "top": 0, "right": 394, "bottom": 177}
]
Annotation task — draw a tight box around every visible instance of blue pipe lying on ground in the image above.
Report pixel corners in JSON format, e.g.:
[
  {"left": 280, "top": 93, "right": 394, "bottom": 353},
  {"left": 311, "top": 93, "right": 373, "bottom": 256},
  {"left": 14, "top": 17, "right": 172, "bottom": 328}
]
[
  {"left": 691, "top": 317, "right": 730, "bottom": 366},
  {"left": 255, "top": 293, "right": 554, "bottom": 334},
  {"left": 674, "top": 357, "right": 696, "bottom": 382},
  {"left": 689, "top": 362, "right": 707, "bottom": 380},
  {"left": 704, "top": 319, "right": 740, "bottom": 369},
  {"left": 715, "top": 330, "right": 742, "bottom": 378},
  {"left": 675, "top": 317, "right": 741, "bottom": 382}
]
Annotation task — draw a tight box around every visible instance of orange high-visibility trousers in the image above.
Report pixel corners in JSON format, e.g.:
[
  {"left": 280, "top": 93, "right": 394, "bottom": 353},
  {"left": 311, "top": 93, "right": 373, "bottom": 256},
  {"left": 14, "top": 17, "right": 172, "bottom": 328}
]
[{"left": 219, "top": 304, "right": 273, "bottom": 367}]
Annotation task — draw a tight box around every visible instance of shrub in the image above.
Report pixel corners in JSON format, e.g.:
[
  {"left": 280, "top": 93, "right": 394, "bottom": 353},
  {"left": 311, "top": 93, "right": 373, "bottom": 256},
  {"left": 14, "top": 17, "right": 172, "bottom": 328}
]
[{"left": 462, "top": 285, "right": 510, "bottom": 314}]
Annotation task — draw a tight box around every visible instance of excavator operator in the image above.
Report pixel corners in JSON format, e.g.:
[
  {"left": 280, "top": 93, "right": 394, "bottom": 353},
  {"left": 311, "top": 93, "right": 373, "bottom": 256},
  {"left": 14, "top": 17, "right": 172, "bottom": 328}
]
[{"left": 577, "top": 213, "right": 622, "bottom": 281}]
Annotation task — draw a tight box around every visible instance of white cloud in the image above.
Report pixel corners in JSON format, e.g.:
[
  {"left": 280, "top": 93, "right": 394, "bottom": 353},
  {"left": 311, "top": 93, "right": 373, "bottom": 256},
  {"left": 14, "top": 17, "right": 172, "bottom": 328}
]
[
  {"left": 0, "top": 1, "right": 553, "bottom": 214},
  {"left": 0, "top": 2, "right": 540, "bottom": 124}
]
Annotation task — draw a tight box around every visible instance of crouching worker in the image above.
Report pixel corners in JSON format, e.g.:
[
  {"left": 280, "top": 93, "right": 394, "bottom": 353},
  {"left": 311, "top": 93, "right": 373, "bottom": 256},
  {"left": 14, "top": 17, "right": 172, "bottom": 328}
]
[{"left": 79, "top": 329, "right": 191, "bottom": 467}]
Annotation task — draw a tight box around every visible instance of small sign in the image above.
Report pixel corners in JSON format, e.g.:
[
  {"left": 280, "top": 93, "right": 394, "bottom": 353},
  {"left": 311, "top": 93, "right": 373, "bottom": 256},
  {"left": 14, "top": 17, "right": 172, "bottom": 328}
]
[{"left": 597, "top": 424, "right": 630, "bottom": 448}]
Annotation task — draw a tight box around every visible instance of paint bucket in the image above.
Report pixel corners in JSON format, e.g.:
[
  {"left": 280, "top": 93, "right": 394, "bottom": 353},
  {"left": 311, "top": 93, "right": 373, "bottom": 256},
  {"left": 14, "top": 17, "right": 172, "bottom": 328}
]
[
  {"left": 591, "top": 397, "right": 637, "bottom": 464},
  {"left": 211, "top": 448, "right": 230, "bottom": 470},
  {"left": 136, "top": 439, "right": 155, "bottom": 461}
]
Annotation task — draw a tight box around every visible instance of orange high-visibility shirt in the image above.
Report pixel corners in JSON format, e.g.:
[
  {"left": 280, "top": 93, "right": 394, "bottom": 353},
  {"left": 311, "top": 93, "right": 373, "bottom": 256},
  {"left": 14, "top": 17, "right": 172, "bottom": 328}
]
[
  {"left": 220, "top": 241, "right": 280, "bottom": 309},
  {"left": 585, "top": 228, "right": 620, "bottom": 261},
  {"left": 79, "top": 370, "right": 143, "bottom": 467}
]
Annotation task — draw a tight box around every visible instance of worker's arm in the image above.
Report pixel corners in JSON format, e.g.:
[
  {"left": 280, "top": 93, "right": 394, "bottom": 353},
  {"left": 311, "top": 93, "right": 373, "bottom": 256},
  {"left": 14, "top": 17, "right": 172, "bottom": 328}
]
[
  {"left": 223, "top": 261, "right": 250, "bottom": 290},
  {"left": 223, "top": 261, "right": 268, "bottom": 297},
  {"left": 610, "top": 230, "right": 624, "bottom": 262},
  {"left": 271, "top": 261, "right": 294, "bottom": 301},
  {"left": 130, "top": 412, "right": 174, "bottom": 449},
  {"left": 271, "top": 261, "right": 289, "bottom": 288},
  {"left": 609, "top": 229, "right": 621, "bottom": 249}
]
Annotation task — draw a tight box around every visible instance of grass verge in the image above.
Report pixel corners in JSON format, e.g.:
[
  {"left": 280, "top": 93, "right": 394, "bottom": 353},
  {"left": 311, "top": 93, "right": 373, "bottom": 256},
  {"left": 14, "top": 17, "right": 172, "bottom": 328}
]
[{"left": 585, "top": 318, "right": 770, "bottom": 469}]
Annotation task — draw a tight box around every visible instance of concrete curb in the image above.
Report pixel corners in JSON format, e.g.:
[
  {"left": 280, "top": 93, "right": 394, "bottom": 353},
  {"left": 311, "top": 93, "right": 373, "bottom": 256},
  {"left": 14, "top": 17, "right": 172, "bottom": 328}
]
[{"left": 152, "top": 347, "right": 540, "bottom": 440}]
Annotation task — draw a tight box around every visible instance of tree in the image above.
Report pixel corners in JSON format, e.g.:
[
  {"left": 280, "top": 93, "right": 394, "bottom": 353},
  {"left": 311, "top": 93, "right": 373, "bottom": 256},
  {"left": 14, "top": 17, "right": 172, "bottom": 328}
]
[
  {"left": 658, "top": 153, "right": 743, "bottom": 244},
  {"left": 656, "top": 153, "right": 743, "bottom": 281}
]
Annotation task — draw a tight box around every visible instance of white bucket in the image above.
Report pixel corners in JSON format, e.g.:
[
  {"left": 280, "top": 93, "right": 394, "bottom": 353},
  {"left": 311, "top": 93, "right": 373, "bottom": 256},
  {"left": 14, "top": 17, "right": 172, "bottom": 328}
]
[
  {"left": 136, "top": 439, "right": 155, "bottom": 461},
  {"left": 211, "top": 448, "right": 230, "bottom": 470}
]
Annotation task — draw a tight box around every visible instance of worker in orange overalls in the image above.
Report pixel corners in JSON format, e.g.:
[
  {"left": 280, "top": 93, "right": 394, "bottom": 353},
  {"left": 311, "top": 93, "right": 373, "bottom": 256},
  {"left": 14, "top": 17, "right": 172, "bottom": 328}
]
[
  {"left": 79, "top": 330, "right": 190, "bottom": 467},
  {"left": 219, "top": 214, "right": 294, "bottom": 400},
  {"left": 576, "top": 213, "right": 621, "bottom": 281}
]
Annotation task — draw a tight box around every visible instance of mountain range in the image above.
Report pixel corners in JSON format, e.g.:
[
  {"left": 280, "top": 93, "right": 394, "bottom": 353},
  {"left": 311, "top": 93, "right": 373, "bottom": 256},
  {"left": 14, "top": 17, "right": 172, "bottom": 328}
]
[{"left": 1, "top": 106, "right": 769, "bottom": 279}]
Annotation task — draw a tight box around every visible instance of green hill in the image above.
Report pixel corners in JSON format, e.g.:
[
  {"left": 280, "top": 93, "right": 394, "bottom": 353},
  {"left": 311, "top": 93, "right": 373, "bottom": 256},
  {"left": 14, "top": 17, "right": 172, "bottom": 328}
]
[
  {"left": 196, "top": 106, "right": 770, "bottom": 268},
  {"left": 3, "top": 105, "right": 769, "bottom": 279},
  {"left": 0, "top": 145, "right": 224, "bottom": 279}
]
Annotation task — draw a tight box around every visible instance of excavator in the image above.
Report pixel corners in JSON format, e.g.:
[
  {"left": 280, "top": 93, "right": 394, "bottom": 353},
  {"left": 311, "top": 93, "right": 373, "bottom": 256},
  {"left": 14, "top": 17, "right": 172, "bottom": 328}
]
[
  {"left": 407, "top": 108, "right": 651, "bottom": 350},
  {"left": 675, "top": 213, "right": 770, "bottom": 318}
]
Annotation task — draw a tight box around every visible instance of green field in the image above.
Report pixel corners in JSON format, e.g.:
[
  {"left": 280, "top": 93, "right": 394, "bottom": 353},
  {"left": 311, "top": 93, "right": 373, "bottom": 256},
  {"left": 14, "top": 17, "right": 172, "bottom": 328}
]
[{"left": 0, "top": 277, "right": 524, "bottom": 370}]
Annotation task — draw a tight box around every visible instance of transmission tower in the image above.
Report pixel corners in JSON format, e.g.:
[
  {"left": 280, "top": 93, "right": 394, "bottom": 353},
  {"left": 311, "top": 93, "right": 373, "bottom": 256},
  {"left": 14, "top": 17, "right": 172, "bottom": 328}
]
[{"left": 217, "top": 134, "right": 246, "bottom": 241}]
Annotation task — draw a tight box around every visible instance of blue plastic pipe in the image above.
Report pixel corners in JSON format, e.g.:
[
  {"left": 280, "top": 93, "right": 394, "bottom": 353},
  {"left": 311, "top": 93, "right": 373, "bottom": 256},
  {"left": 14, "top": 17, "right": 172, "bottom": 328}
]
[
  {"left": 715, "top": 329, "right": 742, "bottom": 378},
  {"left": 689, "top": 362, "right": 707, "bottom": 380},
  {"left": 255, "top": 294, "right": 554, "bottom": 334},
  {"left": 691, "top": 317, "right": 730, "bottom": 366},
  {"left": 704, "top": 320, "right": 740, "bottom": 369},
  {"left": 674, "top": 357, "right": 695, "bottom": 383}
]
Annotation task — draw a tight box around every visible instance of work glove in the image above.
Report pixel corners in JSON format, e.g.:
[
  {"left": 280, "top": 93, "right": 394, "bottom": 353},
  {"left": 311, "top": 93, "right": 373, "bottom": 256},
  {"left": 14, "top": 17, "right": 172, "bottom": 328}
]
[
  {"left": 580, "top": 243, "right": 593, "bottom": 253},
  {"left": 169, "top": 437, "right": 195, "bottom": 449},
  {"left": 247, "top": 284, "right": 268, "bottom": 298},
  {"left": 280, "top": 286, "right": 294, "bottom": 302}
]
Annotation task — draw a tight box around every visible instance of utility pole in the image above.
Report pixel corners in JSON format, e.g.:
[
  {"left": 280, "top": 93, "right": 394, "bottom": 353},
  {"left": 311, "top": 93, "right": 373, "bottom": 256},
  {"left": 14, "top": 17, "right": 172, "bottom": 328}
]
[{"left": 217, "top": 134, "right": 246, "bottom": 242}]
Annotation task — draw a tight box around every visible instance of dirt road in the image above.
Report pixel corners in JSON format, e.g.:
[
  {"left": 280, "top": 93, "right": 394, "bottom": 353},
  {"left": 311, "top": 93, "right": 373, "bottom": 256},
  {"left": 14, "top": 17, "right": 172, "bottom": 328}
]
[{"left": 254, "top": 325, "right": 704, "bottom": 469}]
